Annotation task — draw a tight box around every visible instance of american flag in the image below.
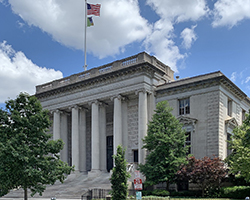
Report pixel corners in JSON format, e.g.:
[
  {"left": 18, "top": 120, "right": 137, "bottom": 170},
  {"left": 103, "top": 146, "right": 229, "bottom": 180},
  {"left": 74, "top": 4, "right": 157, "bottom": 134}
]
[{"left": 87, "top": 3, "right": 101, "bottom": 16}]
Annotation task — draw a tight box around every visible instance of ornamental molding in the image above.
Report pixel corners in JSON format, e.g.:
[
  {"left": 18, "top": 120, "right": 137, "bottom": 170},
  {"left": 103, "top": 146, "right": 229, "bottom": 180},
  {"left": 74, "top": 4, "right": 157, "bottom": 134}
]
[
  {"left": 225, "top": 117, "right": 238, "bottom": 131},
  {"left": 110, "top": 94, "right": 126, "bottom": 101},
  {"left": 36, "top": 63, "right": 162, "bottom": 100},
  {"left": 177, "top": 116, "right": 198, "bottom": 126}
]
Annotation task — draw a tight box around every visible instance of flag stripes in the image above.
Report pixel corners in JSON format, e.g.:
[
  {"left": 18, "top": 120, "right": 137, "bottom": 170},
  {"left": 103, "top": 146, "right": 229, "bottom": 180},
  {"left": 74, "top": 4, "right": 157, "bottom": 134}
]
[{"left": 87, "top": 3, "right": 101, "bottom": 16}]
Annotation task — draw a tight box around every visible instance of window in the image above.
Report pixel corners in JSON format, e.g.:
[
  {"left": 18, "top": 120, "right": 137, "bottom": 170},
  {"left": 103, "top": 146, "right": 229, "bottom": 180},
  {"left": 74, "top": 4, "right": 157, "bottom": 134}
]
[
  {"left": 133, "top": 150, "right": 138, "bottom": 163},
  {"left": 185, "top": 132, "right": 191, "bottom": 154},
  {"left": 242, "top": 109, "right": 246, "bottom": 122},
  {"left": 227, "top": 99, "right": 232, "bottom": 117},
  {"left": 227, "top": 133, "right": 232, "bottom": 156},
  {"left": 179, "top": 98, "right": 190, "bottom": 115}
]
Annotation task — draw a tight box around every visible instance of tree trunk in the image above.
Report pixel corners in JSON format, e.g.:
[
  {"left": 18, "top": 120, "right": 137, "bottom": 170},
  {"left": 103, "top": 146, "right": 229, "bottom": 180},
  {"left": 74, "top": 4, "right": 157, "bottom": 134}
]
[
  {"left": 201, "top": 184, "right": 205, "bottom": 197},
  {"left": 24, "top": 188, "right": 28, "bottom": 200},
  {"left": 166, "top": 181, "right": 169, "bottom": 190}
]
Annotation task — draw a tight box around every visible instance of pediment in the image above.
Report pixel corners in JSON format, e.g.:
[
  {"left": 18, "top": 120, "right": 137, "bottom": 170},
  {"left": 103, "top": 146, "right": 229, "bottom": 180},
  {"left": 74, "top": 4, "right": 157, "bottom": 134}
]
[
  {"left": 177, "top": 116, "right": 198, "bottom": 126},
  {"left": 225, "top": 117, "right": 238, "bottom": 127},
  {"left": 225, "top": 117, "right": 238, "bottom": 132}
]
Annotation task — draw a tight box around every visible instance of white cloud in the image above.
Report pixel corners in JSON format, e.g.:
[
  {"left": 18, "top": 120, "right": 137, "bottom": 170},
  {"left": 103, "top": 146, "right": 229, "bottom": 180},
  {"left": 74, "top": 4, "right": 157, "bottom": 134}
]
[
  {"left": 246, "top": 76, "right": 250, "bottom": 83},
  {"left": 212, "top": 0, "right": 250, "bottom": 28},
  {"left": 146, "top": 0, "right": 209, "bottom": 22},
  {"left": 8, "top": 0, "right": 151, "bottom": 58},
  {"left": 143, "top": 19, "right": 185, "bottom": 72},
  {"left": 3, "top": 0, "right": 214, "bottom": 73},
  {"left": 143, "top": 0, "right": 208, "bottom": 72},
  {"left": 5, "top": 0, "right": 210, "bottom": 73},
  {"left": 230, "top": 72, "right": 237, "bottom": 82},
  {"left": 181, "top": 25, "right": 197, "bottom": 49},
  {"left": 0, "top": 41, "right": 63, "bottom": 103}
]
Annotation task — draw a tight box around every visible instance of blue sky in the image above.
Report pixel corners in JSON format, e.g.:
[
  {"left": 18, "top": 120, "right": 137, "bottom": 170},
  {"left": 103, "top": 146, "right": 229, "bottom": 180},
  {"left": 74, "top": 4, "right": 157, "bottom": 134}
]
[{"left": 0, "top": 0, "right": 250, "bottom": 107}]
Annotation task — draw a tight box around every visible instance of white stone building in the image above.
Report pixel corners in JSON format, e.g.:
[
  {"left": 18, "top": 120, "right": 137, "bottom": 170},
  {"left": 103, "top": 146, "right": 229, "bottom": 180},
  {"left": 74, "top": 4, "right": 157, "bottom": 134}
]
[{"left": 35, "top": 52, "right": 250, "bottom": 176}]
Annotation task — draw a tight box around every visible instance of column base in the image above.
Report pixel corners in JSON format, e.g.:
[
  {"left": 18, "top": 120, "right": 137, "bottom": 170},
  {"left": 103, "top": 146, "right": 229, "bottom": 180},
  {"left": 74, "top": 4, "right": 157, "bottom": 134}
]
[{"left": 88, "top": 169, "right": 102, "bottom": 178}]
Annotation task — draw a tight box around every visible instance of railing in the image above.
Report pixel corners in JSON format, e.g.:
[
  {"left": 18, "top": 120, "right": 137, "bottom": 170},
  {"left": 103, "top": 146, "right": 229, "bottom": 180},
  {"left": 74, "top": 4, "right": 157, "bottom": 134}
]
[{"left": 36, "top": 52, "right": 171, "bottom": 94}]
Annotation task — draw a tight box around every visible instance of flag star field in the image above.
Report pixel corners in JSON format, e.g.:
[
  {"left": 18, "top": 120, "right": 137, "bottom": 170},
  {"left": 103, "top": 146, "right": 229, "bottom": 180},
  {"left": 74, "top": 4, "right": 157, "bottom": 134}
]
[{"left": 0, "top": 0, "right": 250, "bottom": 106}]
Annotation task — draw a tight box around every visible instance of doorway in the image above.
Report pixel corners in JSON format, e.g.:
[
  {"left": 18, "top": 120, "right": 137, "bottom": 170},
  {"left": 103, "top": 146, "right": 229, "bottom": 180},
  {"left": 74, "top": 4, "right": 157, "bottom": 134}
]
[{"left": 106, "top": 136, "right": 113, "bottom": 172}]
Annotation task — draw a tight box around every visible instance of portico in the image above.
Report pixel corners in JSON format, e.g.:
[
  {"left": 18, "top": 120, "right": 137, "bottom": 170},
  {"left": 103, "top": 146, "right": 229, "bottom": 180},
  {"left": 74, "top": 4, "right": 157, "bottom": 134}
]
[{"left": 36, "top": 52, "right": 174, "bottom": 175}]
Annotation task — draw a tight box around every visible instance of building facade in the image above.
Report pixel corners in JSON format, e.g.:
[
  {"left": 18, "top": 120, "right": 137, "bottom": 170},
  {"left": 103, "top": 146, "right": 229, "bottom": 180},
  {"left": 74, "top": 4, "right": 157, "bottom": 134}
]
[{"left": 35, "top": 52, "right": 250, "bottom": 176}]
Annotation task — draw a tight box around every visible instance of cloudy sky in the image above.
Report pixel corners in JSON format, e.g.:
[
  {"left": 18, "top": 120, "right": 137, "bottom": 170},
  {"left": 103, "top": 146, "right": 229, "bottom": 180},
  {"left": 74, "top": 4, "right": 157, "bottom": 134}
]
[{"left": 0, "top": 0, "right": 250, "bottom": 106}]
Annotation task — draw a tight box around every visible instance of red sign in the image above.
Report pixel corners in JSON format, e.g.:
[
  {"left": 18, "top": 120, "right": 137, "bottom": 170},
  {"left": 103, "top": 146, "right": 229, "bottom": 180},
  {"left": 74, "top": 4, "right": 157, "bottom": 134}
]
[
  {"left": 134, "top": 178, "right": 142, "bottom": 184},
  {"left": 134, "top": 178, "right": 142, "bottom": 190}
]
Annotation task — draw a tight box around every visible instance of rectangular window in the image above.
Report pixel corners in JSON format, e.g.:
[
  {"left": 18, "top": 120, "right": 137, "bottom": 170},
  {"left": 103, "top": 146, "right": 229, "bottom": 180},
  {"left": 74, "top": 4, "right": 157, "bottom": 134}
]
[
  {"left": 185, "top": 132, "right": 191, "bottom": 155},
  {"left": 242, "top": 109, "right": 246, "bottom": 122},
  {"left": 133, "top": 150, "right": 138, "bottom": 163},
  {"left": 227, "top": 99, "right": 232, "bottom": 117},
  {"left": 179, "top": 98, "right": 190, "bottom": 115},
  {"left": 227, "top": 133, "right": 232, "bottom": 156}
]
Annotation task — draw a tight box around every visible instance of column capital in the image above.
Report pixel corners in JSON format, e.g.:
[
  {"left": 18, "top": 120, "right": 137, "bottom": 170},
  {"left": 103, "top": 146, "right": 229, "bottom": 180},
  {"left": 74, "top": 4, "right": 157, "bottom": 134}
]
[
  {"left": 88, "top": 100, "right": 102, "bottom": 106},
  {"left": 51, "top": 109, "right": 63, "bottom": 114},
  {"left": 110, "top": 94, "right": 126, "bottom": 101},
  {"left": 148, "top": 90, "right": 156, "bottom": 96},
  {"left": 135, "top": 89, "right": 146, "bottom": 95},
  {"left": 69, "top": 105, "right": 80, "bottom": 110},
  {"left": 79, "top": 105, "right": 89, "bottom": 112}
]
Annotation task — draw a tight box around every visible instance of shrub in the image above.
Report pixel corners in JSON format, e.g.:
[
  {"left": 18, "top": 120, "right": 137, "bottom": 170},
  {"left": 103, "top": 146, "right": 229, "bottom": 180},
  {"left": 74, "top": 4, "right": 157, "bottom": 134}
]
[
  {"left": 220, "top": 186, "right": 250, "bottom": 199},
  {"left": 142, "top": 190, "right": 153, "bottom": 196},
  {"left": 152, "top": 189, "right": 170, "bottom": 197}
]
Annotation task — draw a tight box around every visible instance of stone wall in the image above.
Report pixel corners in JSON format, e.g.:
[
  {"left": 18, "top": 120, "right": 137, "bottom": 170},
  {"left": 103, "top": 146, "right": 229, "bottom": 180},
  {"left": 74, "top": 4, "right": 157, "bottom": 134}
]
[{"left": 127, "top": 98, "right": 139, "bottom": 163}]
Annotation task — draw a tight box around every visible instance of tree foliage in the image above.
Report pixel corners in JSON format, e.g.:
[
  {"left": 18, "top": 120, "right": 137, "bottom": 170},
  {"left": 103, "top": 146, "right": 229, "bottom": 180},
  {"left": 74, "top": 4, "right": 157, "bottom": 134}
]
[
  {"left": 0, "top": 93, "right": 73, "bottom": 200},
  {"left": 110, "top": 145, "right": 130, "bottom": 200},
  {"left": 177, "top": 156, "right": 227, "bottom": 197},
  {"left": 139, "top": 101, "right": 188, "bottom": 188},
  {"left": 226, "top": 110, "right": 250, "bottom": 182}
]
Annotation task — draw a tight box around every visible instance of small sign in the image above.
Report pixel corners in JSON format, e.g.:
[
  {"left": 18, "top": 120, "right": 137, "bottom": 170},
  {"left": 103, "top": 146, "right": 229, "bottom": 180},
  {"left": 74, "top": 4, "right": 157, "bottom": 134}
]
[
  {"left": 134, "top": 170, "right": 140, "bottom": 178},
  {"left": 134, "top": 178, "right": 142, "bottom": 190},
  {"left": 134, "top": 178, "right": 142, "bottom": 184},
  {"left": 136, "top": 191, "right": 142, "bottom": 200}
]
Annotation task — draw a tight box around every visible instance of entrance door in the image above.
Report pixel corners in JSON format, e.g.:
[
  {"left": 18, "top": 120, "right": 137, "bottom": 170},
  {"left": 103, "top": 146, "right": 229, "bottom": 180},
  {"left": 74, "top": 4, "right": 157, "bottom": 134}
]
[{"left": 106, "top": 136, "right": 113, "bottom": 172}]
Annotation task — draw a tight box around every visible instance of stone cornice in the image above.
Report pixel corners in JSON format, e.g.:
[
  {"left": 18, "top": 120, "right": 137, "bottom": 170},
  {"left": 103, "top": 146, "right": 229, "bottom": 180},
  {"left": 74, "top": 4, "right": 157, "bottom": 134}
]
[
  {"left": 156, "top": 71, "right": 249, "bottom": 102},
  {"left": 36, "top": 52, "right": 173, "bottom": 99}
]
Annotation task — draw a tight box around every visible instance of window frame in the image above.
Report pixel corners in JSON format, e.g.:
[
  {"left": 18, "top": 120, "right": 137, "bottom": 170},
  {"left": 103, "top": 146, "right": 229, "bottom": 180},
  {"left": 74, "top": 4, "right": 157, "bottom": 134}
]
[
  {"left": 179, "top": 98, "right": 190, "bottom": 115},
  {"left": 185, "top": 131, "right": 191, "bottom": 155}
]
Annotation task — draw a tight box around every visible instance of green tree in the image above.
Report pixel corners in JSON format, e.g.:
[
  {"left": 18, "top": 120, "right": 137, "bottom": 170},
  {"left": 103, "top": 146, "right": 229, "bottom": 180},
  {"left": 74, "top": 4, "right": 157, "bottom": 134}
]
[
  {"left": 226, "top": 110, "right": 250, "bottom": 182},
  {"left": 0, "top": 93, "right": 74, "bottom": 200},
  {"left": 110, "top": 145, "right": 130, "bottom": 200},
  {"left": 139, "top": 101, "right": 188, "bottom": 189}
]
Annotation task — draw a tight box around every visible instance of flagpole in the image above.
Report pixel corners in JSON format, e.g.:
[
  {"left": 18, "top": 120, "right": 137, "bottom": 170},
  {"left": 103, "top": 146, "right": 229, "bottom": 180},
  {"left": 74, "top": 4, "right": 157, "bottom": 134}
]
[{"left": 84, "top": 0, "right": 87, "bottom": 71}]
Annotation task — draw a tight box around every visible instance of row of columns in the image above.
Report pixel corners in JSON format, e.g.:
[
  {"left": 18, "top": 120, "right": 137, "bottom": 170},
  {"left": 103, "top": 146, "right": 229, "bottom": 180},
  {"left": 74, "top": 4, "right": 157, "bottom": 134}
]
[{"left": 52, "top": 89, "right": 155, "bottom": 174}]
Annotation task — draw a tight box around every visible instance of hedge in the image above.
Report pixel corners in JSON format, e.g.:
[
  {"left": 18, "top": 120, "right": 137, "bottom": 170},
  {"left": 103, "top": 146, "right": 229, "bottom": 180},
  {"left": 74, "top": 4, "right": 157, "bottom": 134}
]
[{"left": 220, "top": 186, "right": 250, "bottom": 199}]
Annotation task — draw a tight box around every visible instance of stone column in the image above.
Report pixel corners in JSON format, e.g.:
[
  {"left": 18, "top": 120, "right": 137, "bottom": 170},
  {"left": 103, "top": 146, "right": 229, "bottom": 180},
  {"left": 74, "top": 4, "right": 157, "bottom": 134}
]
[
  {"left": 90, "top": 100, "right": 101, "bottom": 174},
  {"left": 122, "top": 100, "right": 128, "bottom": 161},
  {"left": 61, "top": 112, "right": 68, "bottom": 164},
  {"left": 72, "top": 106, "right": 80, "bottom": 171},
  {"left": 79, "top": 108, "right": 87, "bottom": 173},
  {"left": 148, "top": 91, "right": 156, "bottom": 121},
  {"left": 53, "top": 110, "right": 61, "bottom": 140},
  {"left": 99, "top": 105, "right": 107, "bottom": 172},
  {"left": 113, "top": 95, "right": 123, "bottom": 156},
  {"left": 138, "top": 90, "right": 148, "bottom": 165}
]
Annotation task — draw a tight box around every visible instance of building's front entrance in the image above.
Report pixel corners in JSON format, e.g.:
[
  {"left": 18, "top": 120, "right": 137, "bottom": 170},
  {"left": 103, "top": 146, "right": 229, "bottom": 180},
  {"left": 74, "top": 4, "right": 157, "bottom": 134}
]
[{"left": 107, "top": 136, "right": 113, "bottom": 172}]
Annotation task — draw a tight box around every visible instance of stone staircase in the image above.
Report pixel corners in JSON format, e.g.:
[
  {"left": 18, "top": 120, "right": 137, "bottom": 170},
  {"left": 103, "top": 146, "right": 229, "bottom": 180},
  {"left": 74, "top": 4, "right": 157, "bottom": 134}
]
[{"left": 2, "top": 172, "right": 112, "bottom": 200}]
